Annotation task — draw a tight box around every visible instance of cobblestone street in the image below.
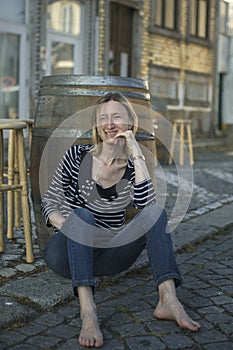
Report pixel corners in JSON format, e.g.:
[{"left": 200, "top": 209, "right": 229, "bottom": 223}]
[
  {"left": 0, "top": 228, "right": 233, "bottom": 349},
  {"left": 0, "top": 146, "right": 233, "bottom": 349}
]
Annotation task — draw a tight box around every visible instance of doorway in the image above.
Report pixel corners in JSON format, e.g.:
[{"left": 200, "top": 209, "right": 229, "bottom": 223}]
[{"left": 109, "top": 2, "right": 134, "bottom": 77}]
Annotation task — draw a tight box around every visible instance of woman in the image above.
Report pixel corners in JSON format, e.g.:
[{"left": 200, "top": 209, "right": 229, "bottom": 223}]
[{"left": 42, "top": 92, "right": 201, "bottom": 348}]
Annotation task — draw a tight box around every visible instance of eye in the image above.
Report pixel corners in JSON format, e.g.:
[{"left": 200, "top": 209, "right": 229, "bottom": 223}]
[{"left": 99, "top": 115, "right": 107, "bottom": 123}]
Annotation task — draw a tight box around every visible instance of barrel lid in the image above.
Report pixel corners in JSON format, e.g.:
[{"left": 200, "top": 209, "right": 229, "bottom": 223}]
[{"left": 40, "top": 75, "right": 149, "bottom": 91}]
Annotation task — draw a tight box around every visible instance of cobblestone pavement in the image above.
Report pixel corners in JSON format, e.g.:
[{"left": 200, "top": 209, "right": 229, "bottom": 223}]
[
  {"left": 0, "top": 227, "right": 233, "bottom": 349},
  {"left": 0, "top": 146, "right": 233, "bottom": 349}
]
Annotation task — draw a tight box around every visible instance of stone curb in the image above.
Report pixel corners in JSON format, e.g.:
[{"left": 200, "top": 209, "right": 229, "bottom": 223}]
[{"left": 1, "top": 202, "right": 233, "bottom": 330}]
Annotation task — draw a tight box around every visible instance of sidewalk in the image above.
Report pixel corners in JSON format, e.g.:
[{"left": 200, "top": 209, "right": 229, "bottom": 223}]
[{"left": 0, "top": 145, "right": 233, "bottom": 349}]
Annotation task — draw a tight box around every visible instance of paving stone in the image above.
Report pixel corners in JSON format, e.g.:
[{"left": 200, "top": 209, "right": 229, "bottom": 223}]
[
  {"left": 17, "top": 323, "right": 47, "bottom": 336},
  {"left": 33, "top": 312, "right": 65, "bottom": 327},
  {"left": 56, "top": 338, "right": 84, "bottom": 349},
  {"left": 197, "top": 305, "right": 225, "bottom": 315},
  {"left": 0, "top": 297, "right": 37, "bottom": 330},
  {"left": 192, "top": 329, "right": 228, "bottom": 344},
  {"left": 0, "top": 270, "right": 72, "bottom": 308},
  {"left": 162, "top": 333, "right": 195, "bottom": 349},
  {"left": 218, "top": 323, "right": 233, "bottom": 335},
  {"left": 9, "top": 344, "right": 40, "bottom": 350},
  {"left": 45, "top": 324, "right": 79, "bottom": 338},
  {"left": 211, "top": 295, "right": 233, "bottom": 305},
  {"left": 203, "top": 342, "right": 233, "bottom": 350},
  {"left": 56, "top": 303, "right": 80, "bottom": 318},
  {"left": 0, "top": 330, "right": 27, "bottom": 347},
  {"left": 25, "top": 335, "right": 61, "bottom": 348},
  {"left": 16, "top": 263, "right": 36, "bottom": 273},
  {"left": 126, "top": 335, "right": 166, "bottom": 349},
  {"left": 205, "top": 313, "right": 233, "bottom": 324},
  {"left": 110, "top": 322, "right": 148, "bottom": 337},
  {"left": 0, "top": 267, "right": 17, "bottom": 277}
]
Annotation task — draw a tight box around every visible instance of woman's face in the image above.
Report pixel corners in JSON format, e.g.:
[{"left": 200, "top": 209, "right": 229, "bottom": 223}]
[{"left": 97, "top": 100, "right": 132, "bottom": 142}]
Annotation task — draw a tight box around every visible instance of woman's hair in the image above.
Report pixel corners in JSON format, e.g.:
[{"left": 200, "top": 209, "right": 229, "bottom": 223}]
[{"left": 92, "top": 92, "right": 138, "bottom": 149}]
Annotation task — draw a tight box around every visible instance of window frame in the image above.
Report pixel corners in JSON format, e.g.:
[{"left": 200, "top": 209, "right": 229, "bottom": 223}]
[
  {"left": 150, "top": 0, "right": 181, "bottom": 39},
  {"left": 188, "top": 0, "right": 211, "bottom": 45},
  {"left": 184, "top": 71, "right": 210, "bottom": 107},
  {"left": 149, "top": 65, "right": 180, "bottom": 106}
]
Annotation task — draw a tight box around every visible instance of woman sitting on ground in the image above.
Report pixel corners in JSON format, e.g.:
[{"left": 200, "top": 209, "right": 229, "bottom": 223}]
[{"left": 42, "top": 92, "right": 201, "bottom": 348}]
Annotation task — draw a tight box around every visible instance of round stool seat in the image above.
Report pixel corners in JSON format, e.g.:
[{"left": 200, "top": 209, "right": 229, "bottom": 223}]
[
  {"left": 173, "top": 119, "right": 192, "bottom": 124},
  {"left": 0, "top": 119, "right": 27, "bottom": 130}
]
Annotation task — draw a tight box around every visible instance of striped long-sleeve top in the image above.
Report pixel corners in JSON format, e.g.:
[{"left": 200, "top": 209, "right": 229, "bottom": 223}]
[{"left": 41, "top": 144, "right": 156, "bottom": 231}]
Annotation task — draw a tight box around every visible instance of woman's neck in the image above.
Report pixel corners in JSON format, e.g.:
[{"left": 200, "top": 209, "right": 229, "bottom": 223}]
[{"left": 97, "top": 142, "right": 127, "bottom": 163}]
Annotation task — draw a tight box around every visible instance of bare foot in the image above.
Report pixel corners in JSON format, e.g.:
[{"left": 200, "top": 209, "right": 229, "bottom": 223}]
[
  {"left": 154, "top": 299, "right": 201, "bottom": 332},
  {"left": 78, "top": 311, "right": 103, "bottom": 348}
]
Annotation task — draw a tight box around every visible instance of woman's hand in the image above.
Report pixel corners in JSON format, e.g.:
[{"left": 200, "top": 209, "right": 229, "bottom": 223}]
[
  {"left": 114, "top": 130, "right": 142, "bottom": 158},
  {"left": 49, "top": 212, "right": 66, "bottom": 230}
]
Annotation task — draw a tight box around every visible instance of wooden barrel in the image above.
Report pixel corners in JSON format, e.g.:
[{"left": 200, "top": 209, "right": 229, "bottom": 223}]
[{"left": 31, "top": 75, "right": 156, "bottom": 250}]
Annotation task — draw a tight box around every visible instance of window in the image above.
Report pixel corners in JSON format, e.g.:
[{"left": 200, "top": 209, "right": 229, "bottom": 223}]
[
  {"left": 153, "top": 0, "right": 178, "bottom": 31},
  {"left": 189, "top": 0, "right": 209, "bottom": 39},
  {"left": 185, "top": 73, "right": 210, "bottom": 106},
  {"left": 220, "top": 1, "right": 229, "bottom": 35},
  {"left": 149, "top": 66, "right": 179, "bottom": 104}
]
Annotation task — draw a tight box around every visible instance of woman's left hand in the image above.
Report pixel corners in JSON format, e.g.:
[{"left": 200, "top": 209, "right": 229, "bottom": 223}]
[{"left": 114, "top": 130, "right": 141, "bottom": 157}]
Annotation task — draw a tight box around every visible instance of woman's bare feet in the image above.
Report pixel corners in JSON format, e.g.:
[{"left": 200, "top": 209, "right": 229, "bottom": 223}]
[
  {"left": 79, "top": 311, "right": 103, "bottom": 348},
  {"left": 154, "top": 298, "right": 201, "bottom": 331},
  {"left": 77, "top": 286, "right": 103, "bottom": 348},
  {"left": 154, "top": 279, "right": 201, "bottom": 332}
]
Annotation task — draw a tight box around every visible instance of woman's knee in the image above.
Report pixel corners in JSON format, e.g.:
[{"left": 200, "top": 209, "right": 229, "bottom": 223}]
[
  {"left": 73, "top": 207, "right": 95, "bottom": 225},
  {"left": 43, "top": 232, "right": 71, "bottom": 278}
]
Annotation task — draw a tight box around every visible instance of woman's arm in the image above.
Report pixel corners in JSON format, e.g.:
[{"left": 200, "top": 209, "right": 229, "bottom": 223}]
[
  {"left": 41, "top": 145, "right": 82, "bottom": 227},
  {"left": 115, "top": 130, "right": 150, "bottom": 183}
]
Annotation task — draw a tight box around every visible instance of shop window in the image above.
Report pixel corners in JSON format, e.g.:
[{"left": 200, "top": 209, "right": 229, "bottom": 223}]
[
  {"left": 220, "top": 0, "right": 229, "bottom": 35},
  {"left": 149, "top": 66, "right": 179, "bottom": 105},
  {"left": 0, "top": 0, "right": 25, "bottom": 24},
  {"left": 152, "top": 0, "right": 178, "bottom": 31},
  {"left": 47, "top": 0, "right": 81, "bottom": 35},
  {"left": 185, "top": 73, "right": 210, "bottom": 106},
  {"left": 189, "top": 0, "right": 210, "bottom": 40}
]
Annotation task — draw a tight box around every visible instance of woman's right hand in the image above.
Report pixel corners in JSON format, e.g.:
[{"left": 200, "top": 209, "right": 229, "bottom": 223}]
[{"left": 49, "top": 212, "right": 66, "bottom": 229}]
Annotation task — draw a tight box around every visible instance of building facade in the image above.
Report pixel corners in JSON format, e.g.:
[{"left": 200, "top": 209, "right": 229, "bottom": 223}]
[{"left": 1, "top": 0, "right": 231, "bottom": 139}]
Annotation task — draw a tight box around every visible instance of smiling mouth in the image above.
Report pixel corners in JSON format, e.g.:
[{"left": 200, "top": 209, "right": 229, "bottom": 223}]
[{"left": 106, "top": 130, "right": 118, "bottom": 137}]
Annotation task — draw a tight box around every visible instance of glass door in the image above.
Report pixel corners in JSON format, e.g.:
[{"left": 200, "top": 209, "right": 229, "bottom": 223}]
[
  {"left": 46, "top": 0, "right": 83, "bottom": 75},
  {"left": 46, "top": 33, "right": 82, "bottom": 75},
  {"left": 0, "top": 24, "right": 27, "bottom": 119}
]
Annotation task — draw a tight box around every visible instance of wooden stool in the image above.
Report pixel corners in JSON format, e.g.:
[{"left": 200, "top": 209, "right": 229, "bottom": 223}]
[
  {"left": 168, "top": 119, "right": 194, "bottom": 166},
  {"left": 13, "top": 119, "right": 34, "bottom": 227},
  {"left": 21, "top": 119, "right": 34, "bottom": 150},
  {"left": 0, "top": 119, "right": 34, "bottom": 263}
]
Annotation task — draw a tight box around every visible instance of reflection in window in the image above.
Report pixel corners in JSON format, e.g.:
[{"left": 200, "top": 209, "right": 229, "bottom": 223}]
[
  {"left": 153, "top": 0, "right": 178, "bottom": 31},
  {"left": 51, "top": 42, "right": 74, "bottom": 75},
  {"left": 150, "top": 66, "right": 179, "bottom": 101},
  {"left": 0, "top": 0, "right": 25, "bottom": 24},
  {"left": 190, "top": 0, "right": 209, "bottom": 39},
  {"left": 0, "top": 33, "right": 20, "bottom": 118},
  {"left": 220, "top": 1, "right": 229, "bottom": 35},
  {"left": 47, "top": 0, "right": 81, "bottom": 34}
]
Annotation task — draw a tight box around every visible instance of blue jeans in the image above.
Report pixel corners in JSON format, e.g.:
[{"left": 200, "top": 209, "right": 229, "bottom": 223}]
[{"left": 43, "top": 205, "right": 182, "bottom": 295}]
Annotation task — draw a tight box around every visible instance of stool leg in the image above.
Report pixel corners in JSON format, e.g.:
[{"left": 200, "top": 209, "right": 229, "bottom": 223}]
[
  {"left": 17, "top": 130, "right": 34, "bottom": 263},
  {"left": 187, "top": 124, "right": 194, "bottom": 165},
  {"left": 0, "top": 130, "right": 4, "bottom": 252},
  {"left": 6, "top": 130, "right": 15, "bottom": 239},
  {"left": 14, "top": 139, "right": 21, "bottom": 228},
  {"left": 168, "top": 122, "right": 177, "bottom": 165},
  {"left": 179, "top": 123, "right": 184, "bottom": 166}
]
